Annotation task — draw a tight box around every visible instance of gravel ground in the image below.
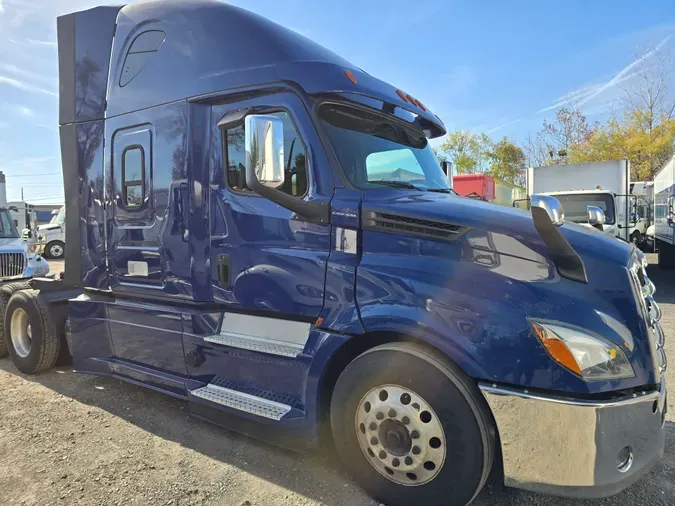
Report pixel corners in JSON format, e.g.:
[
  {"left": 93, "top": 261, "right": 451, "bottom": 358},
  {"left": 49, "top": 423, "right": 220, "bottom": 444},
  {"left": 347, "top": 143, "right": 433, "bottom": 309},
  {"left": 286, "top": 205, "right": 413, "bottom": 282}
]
[{"left": 0, "top": 255, "right": 672, "bottom": 506}]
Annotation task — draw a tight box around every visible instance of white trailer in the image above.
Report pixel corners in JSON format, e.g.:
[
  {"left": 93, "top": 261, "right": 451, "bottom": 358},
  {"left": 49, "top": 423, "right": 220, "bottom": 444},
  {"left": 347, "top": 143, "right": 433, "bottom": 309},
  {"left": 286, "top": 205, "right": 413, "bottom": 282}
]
[{"left": 527, "top": 160, "right": 637, "bottom": 242}]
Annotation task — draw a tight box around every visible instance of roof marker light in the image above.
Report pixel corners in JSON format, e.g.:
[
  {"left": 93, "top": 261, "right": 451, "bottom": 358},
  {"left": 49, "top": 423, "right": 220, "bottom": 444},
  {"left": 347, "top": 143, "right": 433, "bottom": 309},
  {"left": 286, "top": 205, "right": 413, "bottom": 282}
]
[
  {"left": 344, "top": 70, "right": 358, "bottom": 85},
  {"left": 396, "top": 89, "right": 408, "bottom": 102}
]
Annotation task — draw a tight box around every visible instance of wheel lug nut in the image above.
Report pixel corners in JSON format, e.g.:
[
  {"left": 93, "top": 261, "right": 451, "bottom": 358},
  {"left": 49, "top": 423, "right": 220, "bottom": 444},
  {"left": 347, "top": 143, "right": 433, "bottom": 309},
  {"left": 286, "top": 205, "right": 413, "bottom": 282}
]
[
  {"left": 412, "top": 446, "right": 421, "bottom": 455},
  {"left": 392, "top": 458, "right": 400, "bottom": 467},
  {"left": 379, "top": 450, "right": 387, "bottom": 459},
  {"left": 402, "top": 416, "right": 410, "bottom": 425},
  {"left": 370, "top": 437, "right": 378, "bottom": 446},
  {"left": 388, "top": 409, "right": 396, "bottom": 418},
  {"left": 411, "top": 430, "right": 420, "bottom": 439},
  {"left": 369, "top": 422, "right": 377, "bottom": 431},
  {"left": 376, "top": 412, "right": 384, "bottom": 420},
  {"left": 405, "top": 456, "right": 413, "bottom": 465}
]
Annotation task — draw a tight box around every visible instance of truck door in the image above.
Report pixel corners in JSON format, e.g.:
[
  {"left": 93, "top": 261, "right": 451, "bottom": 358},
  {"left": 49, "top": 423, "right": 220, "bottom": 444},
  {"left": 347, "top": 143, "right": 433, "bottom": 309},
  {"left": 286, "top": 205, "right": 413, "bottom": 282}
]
[
  {"left": 103, "top": 104, "right": 192, "bottom": 374},
  {"left": 208, "top": 93, "right": 332, "bottom": 337}
]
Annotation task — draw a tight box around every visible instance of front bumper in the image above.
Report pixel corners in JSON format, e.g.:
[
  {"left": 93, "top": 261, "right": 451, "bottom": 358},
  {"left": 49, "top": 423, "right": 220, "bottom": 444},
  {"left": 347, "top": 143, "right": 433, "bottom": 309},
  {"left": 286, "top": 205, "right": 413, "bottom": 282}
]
[
  {"left": 480, "top": 380, "right": 667, "bottom": 499},
  {"left": 24, "top": 255, "right": 50, "bottom": 278}
]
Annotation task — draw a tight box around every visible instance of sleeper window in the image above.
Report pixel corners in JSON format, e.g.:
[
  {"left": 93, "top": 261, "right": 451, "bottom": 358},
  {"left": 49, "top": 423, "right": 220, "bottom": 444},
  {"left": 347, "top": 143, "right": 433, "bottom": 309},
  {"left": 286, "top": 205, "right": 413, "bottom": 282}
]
[
  {"left": 224, "top": 111, "right": 307, "bottom": 197},
  {"left": 123, "top": 146, "right": 145, "bottom": 209}
]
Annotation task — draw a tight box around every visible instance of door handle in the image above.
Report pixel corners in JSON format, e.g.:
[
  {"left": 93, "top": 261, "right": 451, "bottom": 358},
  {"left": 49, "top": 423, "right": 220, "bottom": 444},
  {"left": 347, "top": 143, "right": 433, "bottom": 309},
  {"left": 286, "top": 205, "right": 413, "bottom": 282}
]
[{"left": 217, "top": 254, "right": 231, "bottom": 288}]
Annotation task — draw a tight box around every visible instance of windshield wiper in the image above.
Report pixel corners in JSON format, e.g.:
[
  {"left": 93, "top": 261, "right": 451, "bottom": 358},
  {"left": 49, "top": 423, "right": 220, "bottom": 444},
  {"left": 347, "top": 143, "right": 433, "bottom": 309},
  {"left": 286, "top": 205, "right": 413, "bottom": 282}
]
[
  {"left": 428, "top": 188, "right": 456, "bottom": 194},
  {"left": 371, "top": 180, "right": 423, "bottom": 191}
]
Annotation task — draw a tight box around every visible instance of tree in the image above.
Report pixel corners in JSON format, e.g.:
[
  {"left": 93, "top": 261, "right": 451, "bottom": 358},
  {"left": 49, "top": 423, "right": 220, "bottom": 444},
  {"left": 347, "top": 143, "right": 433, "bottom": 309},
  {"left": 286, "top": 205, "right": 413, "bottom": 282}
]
[
  {"left": 568, "top": 48, "right": 675, "bottom": 180},
  {"left": 436, "top": 131, "right": 493, "bottom": 174},
  {"left": 524, "top": 106, "right": 597, "bottom": 167},
  {"left": 490, "top": 138, "right": 526, "bottom": 185}
]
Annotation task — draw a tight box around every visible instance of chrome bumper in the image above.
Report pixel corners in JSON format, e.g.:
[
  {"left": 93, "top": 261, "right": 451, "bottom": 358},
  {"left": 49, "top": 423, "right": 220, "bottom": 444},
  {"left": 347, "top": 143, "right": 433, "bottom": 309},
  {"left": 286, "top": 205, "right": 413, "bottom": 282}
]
[{"left": 480, "top": 381, "right": 667, "bottom": 498}]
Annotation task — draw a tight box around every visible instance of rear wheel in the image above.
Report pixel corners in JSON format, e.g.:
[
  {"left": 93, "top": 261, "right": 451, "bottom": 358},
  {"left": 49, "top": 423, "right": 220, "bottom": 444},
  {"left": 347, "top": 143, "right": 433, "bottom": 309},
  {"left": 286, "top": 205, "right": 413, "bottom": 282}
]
[
  {"left": 5, "top": 289, "right": 60, "bottom": 374},
  {"left": 45, "top": 241, "right": 65, "bottom": 259},
  {"left": 330, "top": 343, "right": 495, "bottom": 506},
  {"left": 0, "top": 282, "right": 32, "bottom": 358}
]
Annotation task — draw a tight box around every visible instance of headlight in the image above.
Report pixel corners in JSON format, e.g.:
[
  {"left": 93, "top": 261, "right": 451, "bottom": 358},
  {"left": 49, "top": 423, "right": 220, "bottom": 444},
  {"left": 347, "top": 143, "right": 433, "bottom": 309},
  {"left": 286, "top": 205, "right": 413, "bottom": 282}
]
[{"left": 531, "top": 321, "right": 634, "bottom": 381}]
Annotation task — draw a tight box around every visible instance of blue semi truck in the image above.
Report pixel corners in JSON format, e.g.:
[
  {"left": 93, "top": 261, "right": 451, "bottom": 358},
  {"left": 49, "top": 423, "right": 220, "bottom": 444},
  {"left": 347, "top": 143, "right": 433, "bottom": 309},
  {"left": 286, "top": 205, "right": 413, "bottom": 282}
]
[{"left": 0, "top": 2, "right": 667, "bottom": 505}]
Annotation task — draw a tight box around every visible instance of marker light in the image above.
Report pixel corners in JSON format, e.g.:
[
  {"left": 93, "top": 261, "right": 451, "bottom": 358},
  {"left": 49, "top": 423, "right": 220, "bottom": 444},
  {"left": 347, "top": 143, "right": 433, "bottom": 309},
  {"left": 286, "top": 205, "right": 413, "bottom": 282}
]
[
  {"left": 344, "top": 70, "right": 357, "bottom": 85},
  {"left": 531, "top": 321, "right": 634, "bottom": 381},
  {"left": 396, "top": 89, "right": 408, "bottom": 102}
]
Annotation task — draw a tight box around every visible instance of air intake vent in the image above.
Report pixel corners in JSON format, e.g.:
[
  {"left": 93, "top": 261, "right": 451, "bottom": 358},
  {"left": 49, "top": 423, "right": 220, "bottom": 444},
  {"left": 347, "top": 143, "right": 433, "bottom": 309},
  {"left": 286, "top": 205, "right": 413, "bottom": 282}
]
[{"left": 363, "top": 211, "right": 468, "bottom": 241}]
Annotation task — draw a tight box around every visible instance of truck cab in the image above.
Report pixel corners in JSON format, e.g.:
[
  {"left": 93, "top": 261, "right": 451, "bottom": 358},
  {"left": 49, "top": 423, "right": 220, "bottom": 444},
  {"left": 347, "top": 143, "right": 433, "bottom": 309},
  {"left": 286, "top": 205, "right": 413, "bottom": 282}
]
[
  {"left": 37, "top": 206, "right": 66, "bottom": 259},
  {"left": 0, "top": 3, "right": 666, "bottom": 506}
]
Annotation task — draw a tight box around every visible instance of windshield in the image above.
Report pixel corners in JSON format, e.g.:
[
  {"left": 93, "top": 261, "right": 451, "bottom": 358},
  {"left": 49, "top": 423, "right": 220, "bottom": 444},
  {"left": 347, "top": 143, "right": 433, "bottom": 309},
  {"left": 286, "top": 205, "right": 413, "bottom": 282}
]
[
  {"left": 0, "top": 209, "right": 19, "bottom": 239},
  {"left": 554, "top": 193, "right": 615, "bottom": 225},
  {"left": 318, "top": 103, "right": 451, "bottom": 192},
  {"left": 49, "top": 207, "right": 65, "bottom": 226}
]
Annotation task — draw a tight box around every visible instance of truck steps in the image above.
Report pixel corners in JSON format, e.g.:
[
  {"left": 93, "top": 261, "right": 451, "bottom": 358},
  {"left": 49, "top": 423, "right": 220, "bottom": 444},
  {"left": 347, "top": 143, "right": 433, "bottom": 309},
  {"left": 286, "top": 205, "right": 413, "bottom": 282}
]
[
  {"left": 204, "top": 331, "right": 305, "bottom": 358},
  {"left": 190, "top": 378, "right": 294, "bottom": 421}
]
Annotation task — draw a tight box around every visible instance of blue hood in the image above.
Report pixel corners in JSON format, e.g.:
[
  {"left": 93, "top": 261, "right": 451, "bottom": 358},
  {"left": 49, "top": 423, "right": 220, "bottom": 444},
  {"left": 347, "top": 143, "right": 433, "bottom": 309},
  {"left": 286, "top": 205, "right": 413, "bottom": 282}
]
[
  {"left": 358, "top": 190, "right": 650, "bottom": 394},
  {"left": 362, "top": 190, "right": 633, "bottom": 269},
  {"left": 0, "top": 237, "right": 27, "bottom": 251}
]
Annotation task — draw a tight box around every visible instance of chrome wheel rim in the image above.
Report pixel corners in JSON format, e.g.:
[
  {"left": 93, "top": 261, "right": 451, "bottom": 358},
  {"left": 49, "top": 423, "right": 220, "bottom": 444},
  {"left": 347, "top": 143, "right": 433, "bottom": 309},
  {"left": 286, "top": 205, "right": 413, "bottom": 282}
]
[
  {"left": 355, "top": 384, "right": 446, "bottom": 486},
  {"left": 50, "top": 244, "right": 63, "bottom": 257},
  {"left": 10, "top": 308, "right": 32, "bottom": 358}
]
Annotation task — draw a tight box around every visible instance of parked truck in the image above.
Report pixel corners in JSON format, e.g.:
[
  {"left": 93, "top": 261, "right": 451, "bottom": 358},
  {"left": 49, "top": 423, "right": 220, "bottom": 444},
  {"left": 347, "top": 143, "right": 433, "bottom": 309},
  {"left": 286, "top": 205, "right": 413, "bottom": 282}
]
[
  {"left": 0, "top": 3, "right": 667, "bottom": 506},
  {"left": 37, "top": 206, "right": 66, "bottom": 259},
  {"left": 527, "top": 160, "right": 649, "bottom": 245},
  {"left": 0, "top": 173, "right": 49, "bottom": 281},
  {"left": 654, "top": 153, "right": 675, "bottom": 267},
  {"left": 452, "top": 174, "right": 526, "bottom": 207}
]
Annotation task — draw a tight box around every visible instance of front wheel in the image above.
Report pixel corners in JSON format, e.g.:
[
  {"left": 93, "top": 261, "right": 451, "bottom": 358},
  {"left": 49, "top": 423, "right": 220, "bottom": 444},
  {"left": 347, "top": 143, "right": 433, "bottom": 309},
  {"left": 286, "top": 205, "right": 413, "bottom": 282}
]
[
  {"left": 631, "top": 231, "right": 642, "bottom": 247},
  {"left": 45, "top": 241, "right": 65, "bottom": 259},
  {"left": 330, "top": 343, "right": 495, "bottom": 506}
]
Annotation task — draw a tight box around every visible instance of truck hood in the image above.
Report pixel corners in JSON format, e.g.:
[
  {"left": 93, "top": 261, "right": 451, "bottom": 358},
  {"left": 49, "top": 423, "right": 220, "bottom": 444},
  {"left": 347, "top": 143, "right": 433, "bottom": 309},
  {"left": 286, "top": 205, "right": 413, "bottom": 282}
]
[
  {"left": 362, "top": 191, "right": 633, "bottom": 267},
  {"left": 0, "top": 237, "right": 27, "bottom": 251}
]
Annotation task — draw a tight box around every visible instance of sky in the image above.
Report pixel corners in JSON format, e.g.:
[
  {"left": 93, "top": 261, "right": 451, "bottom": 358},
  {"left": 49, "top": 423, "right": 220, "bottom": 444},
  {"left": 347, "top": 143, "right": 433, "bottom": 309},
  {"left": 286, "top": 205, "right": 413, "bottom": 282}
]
[{"left": 1, "top": 0, "right": 675, "bottom": 204}]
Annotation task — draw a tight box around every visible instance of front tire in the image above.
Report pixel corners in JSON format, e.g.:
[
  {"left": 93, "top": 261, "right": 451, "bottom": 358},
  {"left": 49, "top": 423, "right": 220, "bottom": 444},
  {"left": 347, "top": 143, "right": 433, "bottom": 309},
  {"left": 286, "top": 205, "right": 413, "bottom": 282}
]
[
  {"left": 5, "top": 289, "right": 60, "bottom": 374},
  {"left": 631, "top": 231, "right": 642, "bottom": 247},
  {"left": 330, "top": 343, "right": 495, "bottom": 506},
  {"left": 45, "top": 241, "right": 65, "bottom": 259}
]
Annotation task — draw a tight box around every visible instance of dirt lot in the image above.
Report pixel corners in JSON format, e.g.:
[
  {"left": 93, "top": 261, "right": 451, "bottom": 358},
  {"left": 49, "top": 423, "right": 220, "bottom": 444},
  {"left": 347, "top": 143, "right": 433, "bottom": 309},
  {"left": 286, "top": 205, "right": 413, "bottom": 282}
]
[{"left": 0, "top": 256, "right": 672, "bottom": 506}]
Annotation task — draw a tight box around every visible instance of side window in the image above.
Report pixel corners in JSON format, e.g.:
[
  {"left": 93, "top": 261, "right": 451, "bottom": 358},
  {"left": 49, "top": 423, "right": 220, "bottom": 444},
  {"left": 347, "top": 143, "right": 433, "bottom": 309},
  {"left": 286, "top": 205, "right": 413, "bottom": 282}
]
[
  {"left": 123, "top": 146, "right": 145, "bottom": 209},
  {"left": 224, "top": 111, "right": 307, "bottom": 197}
]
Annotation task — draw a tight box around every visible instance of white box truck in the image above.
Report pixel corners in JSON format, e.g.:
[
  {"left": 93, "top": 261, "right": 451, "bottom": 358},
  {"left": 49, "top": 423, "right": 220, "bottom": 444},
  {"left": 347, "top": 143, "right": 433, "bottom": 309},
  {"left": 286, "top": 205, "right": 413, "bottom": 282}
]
[
  {"left": 527, "top": 160, "right": 643, "bottom": 243},
  {"left": 653, "top": 154, "right": 675, "bottom": 267}
]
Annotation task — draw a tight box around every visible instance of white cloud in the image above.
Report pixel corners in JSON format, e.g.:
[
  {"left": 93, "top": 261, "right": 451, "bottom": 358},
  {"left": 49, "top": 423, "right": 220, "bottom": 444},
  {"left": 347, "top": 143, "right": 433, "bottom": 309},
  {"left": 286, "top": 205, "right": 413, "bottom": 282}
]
[
  {"left": 0, "top": 62, "right": 57, "bottom": 85},
  {"left": 25, "top": 38, "right": 57, "bottom": 47},
  {"left": 0, "top": 0, "right": 4, "bottom": 15},
  {"left": 0, "top": 75, "right": 57, "bottom": 96},
  {"left": 12, "top": 155, "right": 57, "bottom": 164}
]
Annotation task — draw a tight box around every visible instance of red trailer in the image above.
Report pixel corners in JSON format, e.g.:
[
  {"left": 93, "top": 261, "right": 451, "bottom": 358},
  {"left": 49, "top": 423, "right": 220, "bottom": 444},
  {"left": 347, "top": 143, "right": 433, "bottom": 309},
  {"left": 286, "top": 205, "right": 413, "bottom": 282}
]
[{"left": 453, "top": 174, "right": 495, "bottom": 202}]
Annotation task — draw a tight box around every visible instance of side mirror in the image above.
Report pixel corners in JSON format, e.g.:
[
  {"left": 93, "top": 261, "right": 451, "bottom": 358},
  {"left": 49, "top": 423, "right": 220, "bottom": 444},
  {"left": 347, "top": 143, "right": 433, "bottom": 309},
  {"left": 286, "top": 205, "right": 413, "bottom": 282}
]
[
  {"left": 531, "top": 194, "right": 565, "bottom": 226},
  {"left": 441, "top": 160, "right": 453, "bottom": 189},
  {"left": 245, "top": 115, "right": 285, "bottom": 189},
  {"left": 218, "top": 112, "right": 329, "bottom": 224},
  {"left": 587, "top": 205, "right": 605, "bottom": 231},
  {"left": 629, "top": 196, "right": 637, "bottom": 226}
]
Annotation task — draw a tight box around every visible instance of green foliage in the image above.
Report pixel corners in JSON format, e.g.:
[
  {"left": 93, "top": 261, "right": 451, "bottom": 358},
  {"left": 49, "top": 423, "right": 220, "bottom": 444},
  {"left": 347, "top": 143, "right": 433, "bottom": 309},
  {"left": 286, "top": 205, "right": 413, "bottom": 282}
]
[{"left": 435, "top": 131, "right": 526, "bottom": 185}]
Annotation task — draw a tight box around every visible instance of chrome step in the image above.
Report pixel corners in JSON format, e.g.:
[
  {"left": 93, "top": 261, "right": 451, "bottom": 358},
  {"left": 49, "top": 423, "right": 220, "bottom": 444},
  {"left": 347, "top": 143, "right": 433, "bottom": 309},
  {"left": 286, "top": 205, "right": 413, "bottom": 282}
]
[
  {"left": 191, "top": 384, "right": 292, "bottom": 421},
  {"left": 204, "top": 331, "right": 305, "bottom": 358}
]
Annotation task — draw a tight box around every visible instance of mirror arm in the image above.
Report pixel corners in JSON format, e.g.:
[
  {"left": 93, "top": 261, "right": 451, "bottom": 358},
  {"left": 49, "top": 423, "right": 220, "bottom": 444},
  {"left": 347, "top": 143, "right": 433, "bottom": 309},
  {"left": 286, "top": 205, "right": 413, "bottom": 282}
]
[{"left": 245, "top": 164, "right": 330, "bottom": 224}]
